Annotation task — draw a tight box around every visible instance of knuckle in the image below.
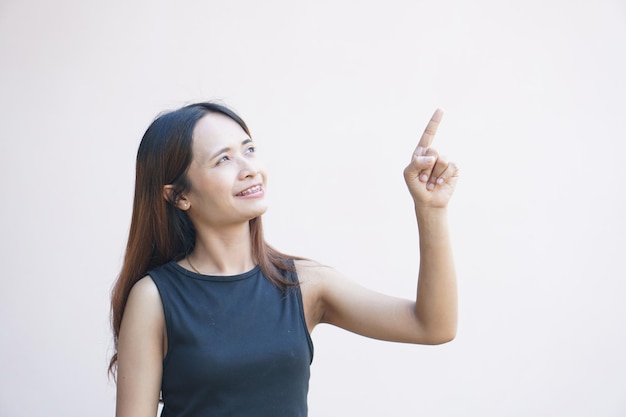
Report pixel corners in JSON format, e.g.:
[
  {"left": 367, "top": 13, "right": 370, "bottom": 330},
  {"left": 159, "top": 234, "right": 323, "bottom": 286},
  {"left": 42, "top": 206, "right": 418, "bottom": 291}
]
[{"left": 425, "top": 148, "right": 439, "bottom": 157}]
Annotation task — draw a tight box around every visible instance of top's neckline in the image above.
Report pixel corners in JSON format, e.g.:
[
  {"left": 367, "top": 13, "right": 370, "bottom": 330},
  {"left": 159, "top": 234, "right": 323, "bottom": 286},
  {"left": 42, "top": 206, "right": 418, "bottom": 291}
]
[{"left": 170, "top": 262, "right": 261, "bottom": 282}]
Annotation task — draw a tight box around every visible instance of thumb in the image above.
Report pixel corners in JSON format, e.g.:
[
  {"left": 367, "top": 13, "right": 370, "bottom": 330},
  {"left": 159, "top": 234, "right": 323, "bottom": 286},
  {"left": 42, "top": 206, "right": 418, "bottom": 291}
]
[
  {"left": 404, "top": 154, "right": 436, "bottom": 183},
  {"left": 409, "top": 155, "right": 436, "bottom": 172}
]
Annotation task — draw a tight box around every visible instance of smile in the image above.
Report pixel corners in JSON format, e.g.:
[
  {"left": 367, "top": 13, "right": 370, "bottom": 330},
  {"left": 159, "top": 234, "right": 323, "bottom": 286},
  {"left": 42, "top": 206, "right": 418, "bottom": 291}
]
[{"left": 236, "top": 184, "right": 263, "bottom": 197}]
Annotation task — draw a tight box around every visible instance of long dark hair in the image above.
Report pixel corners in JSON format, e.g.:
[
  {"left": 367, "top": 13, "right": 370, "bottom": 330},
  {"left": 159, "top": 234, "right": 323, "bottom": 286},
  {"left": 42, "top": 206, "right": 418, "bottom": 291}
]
[{"left": 109, "top": 102, "right": 296, "bottom": 376}]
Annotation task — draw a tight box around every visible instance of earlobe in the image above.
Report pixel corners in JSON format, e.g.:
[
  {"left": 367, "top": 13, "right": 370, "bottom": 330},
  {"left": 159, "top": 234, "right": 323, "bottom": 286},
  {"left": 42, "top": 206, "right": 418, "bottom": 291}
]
[{"left": 163, "top": 185, "right": 191, "bottom": 211}]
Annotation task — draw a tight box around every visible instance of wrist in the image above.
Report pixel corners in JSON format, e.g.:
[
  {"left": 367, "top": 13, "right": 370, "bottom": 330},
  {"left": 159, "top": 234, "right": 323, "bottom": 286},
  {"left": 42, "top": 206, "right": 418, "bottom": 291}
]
[{"left": 414, "top": 205, "right": 448, "bottom": 220}]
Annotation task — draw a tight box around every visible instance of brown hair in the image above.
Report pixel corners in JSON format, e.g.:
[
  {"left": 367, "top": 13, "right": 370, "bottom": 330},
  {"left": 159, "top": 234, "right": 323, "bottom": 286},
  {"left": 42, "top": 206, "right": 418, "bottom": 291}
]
[{"left": 109, "top": 102, "right": 297, "bottom": 376}]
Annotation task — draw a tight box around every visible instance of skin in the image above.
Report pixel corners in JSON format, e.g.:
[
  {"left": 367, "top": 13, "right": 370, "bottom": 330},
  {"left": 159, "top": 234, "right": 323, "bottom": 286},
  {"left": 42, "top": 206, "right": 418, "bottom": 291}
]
[{"left": 115, "top": 110, "right": 459, "bottom": 417}]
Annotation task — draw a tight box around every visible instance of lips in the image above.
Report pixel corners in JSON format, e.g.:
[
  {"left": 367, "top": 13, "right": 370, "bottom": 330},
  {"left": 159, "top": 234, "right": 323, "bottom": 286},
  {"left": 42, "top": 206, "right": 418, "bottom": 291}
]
[{"left": 236, "top": 184, "right": 263, "bottom": 197}]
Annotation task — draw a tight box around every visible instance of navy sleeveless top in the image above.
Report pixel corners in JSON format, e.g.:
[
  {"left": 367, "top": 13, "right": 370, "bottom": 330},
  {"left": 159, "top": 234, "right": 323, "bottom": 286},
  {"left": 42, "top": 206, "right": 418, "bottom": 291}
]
[{"left": 148, "top": 261, "right": 314, "bottom": 417}]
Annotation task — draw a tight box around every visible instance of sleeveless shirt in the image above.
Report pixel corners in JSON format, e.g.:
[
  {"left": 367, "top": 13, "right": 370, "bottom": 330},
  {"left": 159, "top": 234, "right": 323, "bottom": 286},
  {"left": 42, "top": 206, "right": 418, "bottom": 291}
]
[{"left": 148, "top": 261, "right": 314, "bottom": 417}]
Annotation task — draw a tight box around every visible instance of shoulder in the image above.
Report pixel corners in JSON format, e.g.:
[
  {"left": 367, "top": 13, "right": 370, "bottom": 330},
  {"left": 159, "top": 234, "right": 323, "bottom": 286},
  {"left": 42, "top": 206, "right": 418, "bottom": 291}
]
[
  {"left": 293, "top": 259, "right": 349, "bottom": 299},
  {"left": 294, "top": 259, "right": 333, "bottom": 284},
  {"left": 292, "top": 259, "right": 334, "bottom": 329},
  {"left": 293, "top": 259, "right": 368, "bottom": 329},
  {"left": 294, "top": 259, "right": 345, "bottom": 283},
  {"left": 129, "top": 275, "right": 161, "bottom": 302},
  {"left": 122, "top": 276, "right": 164, "bottom": 328}
]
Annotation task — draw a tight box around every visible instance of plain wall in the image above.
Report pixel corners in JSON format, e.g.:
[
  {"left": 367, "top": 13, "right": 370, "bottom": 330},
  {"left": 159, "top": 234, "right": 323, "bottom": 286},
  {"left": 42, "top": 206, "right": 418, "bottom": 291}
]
[{"left": 1, "top": 1, "right": 625, "bottom": 416}]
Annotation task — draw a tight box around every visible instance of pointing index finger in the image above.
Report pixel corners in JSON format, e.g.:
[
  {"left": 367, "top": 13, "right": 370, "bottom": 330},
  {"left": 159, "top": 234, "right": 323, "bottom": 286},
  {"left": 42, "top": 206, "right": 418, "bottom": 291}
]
[{"left": 417, "top": 108, "right": 444, "bottom": 150}]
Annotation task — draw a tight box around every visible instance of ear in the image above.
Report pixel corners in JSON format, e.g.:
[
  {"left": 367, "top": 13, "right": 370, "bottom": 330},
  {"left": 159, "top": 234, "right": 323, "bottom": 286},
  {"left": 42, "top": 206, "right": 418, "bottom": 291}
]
[{"left": 163, "top": 185, "right": 191, "bottom": 211}]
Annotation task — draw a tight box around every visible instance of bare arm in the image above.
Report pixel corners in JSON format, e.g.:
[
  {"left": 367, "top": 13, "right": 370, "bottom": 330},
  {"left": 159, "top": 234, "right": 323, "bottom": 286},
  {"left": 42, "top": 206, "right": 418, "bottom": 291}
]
[
  {"left": 115, "top": 277, "right": 165, "bottom": 417},
  {"left": 411, "top": 206, "right": 457, "bottom": 343},
  {"left": 299, "top": 109, "right": 458, "bottom": 345}
]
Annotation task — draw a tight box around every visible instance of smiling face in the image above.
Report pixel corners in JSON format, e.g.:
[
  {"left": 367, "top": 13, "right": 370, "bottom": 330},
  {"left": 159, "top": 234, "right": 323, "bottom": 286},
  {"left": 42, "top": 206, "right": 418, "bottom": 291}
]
[{"left": 179, "top": 112, "right": 268, "bottom": 228}]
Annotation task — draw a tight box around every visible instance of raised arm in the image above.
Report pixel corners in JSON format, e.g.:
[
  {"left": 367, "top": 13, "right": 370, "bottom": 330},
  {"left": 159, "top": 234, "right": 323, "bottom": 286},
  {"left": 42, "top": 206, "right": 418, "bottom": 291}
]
[
  {"left": 403, "top": 108, "right": 458, "bottom": 342},
  {"left": 115, "top": 277, "right": 165, "bottom": 417},
  {"left": 298, "top": 109, "right": 459, "bottom": 345}
]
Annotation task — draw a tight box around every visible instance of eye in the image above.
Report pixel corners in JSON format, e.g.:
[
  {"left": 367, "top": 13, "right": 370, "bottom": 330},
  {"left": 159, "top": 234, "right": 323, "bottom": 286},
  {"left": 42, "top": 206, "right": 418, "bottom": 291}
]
[
  {"left": 245, "top": 146, "right": 256, "bottom": 154},
  {"left": 216, "top": 155, "right": 230, "bottom": 165}
]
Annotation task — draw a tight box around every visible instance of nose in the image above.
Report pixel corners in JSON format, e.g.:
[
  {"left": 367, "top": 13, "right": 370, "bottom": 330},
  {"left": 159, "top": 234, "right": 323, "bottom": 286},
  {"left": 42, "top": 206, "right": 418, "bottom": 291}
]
[{"left": 238, "top": 156, "right": 259, "bottom": 180}]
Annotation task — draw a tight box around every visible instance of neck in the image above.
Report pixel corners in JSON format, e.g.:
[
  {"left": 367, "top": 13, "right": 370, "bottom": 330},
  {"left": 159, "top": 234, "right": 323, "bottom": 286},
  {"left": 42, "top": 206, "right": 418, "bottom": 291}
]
[{"left": 188, "top": 221, "right": 256, "bottom": 275}]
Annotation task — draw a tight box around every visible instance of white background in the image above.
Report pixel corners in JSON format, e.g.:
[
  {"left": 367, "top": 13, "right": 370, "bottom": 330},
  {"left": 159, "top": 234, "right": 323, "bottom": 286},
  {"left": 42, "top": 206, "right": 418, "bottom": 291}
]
[{"left": 1, "top": 1, "right": 625, "bottom": 416}]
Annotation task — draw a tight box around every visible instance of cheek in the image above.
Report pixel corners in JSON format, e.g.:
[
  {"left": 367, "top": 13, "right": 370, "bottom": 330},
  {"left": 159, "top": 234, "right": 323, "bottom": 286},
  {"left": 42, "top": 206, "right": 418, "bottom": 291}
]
[
  {"left": 256, "top": 161, "right": 268, "bottom": 182},
  {"left": 191, "top": 173, "right": 233, "bottom": 202}
]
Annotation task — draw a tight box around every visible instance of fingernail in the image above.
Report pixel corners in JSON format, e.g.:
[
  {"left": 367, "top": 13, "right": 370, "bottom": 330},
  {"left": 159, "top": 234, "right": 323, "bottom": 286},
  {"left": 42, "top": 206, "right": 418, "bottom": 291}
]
[
  {"left": 427, "top": 183, "right": 435, "bottom": 190},
  {"left": 437, "top": 178, "right": 444, "bottom": 184},
  {"left": 420, "top": 174, "right": 429, "bottom": 182},
  {"left": 417, "top": 156, "right": 434, "bottom": 164}
]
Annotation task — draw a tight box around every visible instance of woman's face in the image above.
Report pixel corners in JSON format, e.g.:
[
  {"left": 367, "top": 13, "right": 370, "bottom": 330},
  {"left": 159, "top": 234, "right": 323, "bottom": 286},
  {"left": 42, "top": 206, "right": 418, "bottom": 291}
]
[{"left": 181, "top": 112, "right": 268, "bottom": 228}]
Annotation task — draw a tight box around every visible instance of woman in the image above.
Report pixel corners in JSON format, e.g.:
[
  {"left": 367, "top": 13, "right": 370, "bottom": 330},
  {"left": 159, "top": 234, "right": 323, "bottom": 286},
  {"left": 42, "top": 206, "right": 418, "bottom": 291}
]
[{"left": 110, "top": 101, "right": 459, "bottom": 417}]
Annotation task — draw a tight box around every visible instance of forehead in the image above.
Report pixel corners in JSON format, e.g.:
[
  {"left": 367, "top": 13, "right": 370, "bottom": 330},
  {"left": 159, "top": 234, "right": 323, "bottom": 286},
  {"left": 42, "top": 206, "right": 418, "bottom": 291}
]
[{"left": 192, "top": 112, "right": 249, "bottom": 153}]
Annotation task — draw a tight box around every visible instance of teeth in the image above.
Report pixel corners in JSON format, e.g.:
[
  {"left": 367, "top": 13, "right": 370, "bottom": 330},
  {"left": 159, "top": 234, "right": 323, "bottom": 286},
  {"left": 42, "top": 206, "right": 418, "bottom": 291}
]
[{"left": 238, "top": 185, "right": 261, "bottom": 196}]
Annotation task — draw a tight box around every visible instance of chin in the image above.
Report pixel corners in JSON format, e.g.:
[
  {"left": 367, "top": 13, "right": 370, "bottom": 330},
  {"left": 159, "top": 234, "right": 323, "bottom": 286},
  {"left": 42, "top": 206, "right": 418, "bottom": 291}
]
[
  {"left": 254, "top": 204, "right": 269, "bottom": 217},
  {"left": 244, "top": 203, "right": 269, "bottom": 220}
]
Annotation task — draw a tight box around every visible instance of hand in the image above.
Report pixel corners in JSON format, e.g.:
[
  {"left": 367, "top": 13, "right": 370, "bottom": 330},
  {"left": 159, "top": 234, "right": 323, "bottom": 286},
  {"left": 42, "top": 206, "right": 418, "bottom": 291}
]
[{"left": 403, "top": 109, "right": 459, "bottom": 209}]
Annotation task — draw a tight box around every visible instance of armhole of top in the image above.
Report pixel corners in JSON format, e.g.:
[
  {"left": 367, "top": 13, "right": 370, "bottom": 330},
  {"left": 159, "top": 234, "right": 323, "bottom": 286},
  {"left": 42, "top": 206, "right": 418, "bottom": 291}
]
[
  {"left": 288, "top": 261, "right": 315, "bottom": 363},
  {"left": 146, "top": 270, "right": 172, "bottom": 370}
]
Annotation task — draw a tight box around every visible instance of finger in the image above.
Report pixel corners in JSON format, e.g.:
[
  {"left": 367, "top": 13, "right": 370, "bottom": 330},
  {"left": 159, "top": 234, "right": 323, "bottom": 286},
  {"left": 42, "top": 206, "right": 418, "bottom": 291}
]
[
  {"left": 404, "top": 154, "right": 436, "bottom": 182},
  {"left": 435, "top": 161, "right": 459, "bottom": 185},
  {"left": 418, "top": 148, "right": 439, "bottom": 183},
  {"left": 427, "top": 155, "right": 449, "bottom": 190},
  {"left": 415, "top": 108, "right": 444, "bottom": 153}
]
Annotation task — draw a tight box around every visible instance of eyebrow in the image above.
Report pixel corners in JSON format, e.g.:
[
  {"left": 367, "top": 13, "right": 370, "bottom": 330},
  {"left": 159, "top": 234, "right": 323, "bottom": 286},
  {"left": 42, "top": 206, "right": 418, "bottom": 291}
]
[{"left": 208, "top": 138, "right": 253, "bottom": 161}]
